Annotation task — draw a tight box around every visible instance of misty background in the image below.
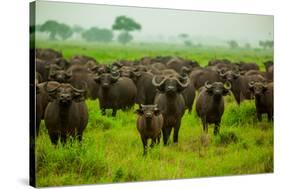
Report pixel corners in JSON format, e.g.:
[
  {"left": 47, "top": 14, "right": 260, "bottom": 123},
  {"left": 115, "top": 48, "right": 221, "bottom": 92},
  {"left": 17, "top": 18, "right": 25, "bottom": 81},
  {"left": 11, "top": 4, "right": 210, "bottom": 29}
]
[{"left": 34, "top": 1, "right": 273, "bottom": 48}]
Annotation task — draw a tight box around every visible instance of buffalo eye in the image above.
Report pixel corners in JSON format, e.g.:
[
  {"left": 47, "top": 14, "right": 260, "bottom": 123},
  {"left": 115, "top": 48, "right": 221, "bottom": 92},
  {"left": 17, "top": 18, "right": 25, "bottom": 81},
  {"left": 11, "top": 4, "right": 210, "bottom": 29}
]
[
  {"left": 72, "top": 91, "right": 85, "bottom": 102},
  {"left": 154, "top": 109, "right": 160, "bottom": 116},
  {"left": 135, "top": 109, "right": 144, "bottom": 115}
]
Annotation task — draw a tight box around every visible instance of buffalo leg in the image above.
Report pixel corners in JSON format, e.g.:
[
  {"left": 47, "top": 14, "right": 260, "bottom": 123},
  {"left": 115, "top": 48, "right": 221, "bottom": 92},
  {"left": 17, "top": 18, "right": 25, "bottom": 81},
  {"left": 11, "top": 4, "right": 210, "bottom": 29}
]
[
  {"left": 214, "top": 122, "right": 220, "bottom": 135},
  {"left": 162, "top": 127, "right": 169, "bottom": 146},
  {"left": 166, "top": 127, "right": 172, "bottom": 144},
  {"left": 257, "top": 111, "right": 262, "bottom": 122},
  {"left": 150, "top": 138, "right": 156, "bottom": 148},
  {"left": 157, "top": 134, "right": 161, "bottom": 144},
  {"left": 112, "top": 109, "right": 117, "bottom": 117},
  {"left": 268, "top": 111, "right": 273, "bottom": 122},
  {"left": 49, "top": 133, "right": 59, "bottom": 145},
  {"left": 202, "top": 118, "right": 208, "bottom": 133},
  {"left": 141, "top": 136, "right": 148, "bottom": 155},
  {"left": 173, "top": 123, "right": 181, "bottom": 143}
]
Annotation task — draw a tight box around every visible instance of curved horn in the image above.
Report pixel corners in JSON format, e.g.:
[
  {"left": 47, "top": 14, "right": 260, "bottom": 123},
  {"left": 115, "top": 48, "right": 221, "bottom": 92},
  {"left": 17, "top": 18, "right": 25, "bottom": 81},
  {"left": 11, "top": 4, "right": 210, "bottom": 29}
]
[
  {"left": 262, "top": 82, "right": 268, "bottom": 88},
  {"left": 248, "top": 81, "right": 255, "bottom": 88},
  {"left": 110, "top": 71, "right": 120, "bottom": 80},
  {"left": 44, "top": 82, "right": 60, "bottom": 93},
  {"left": 204, "top": 81, "right": 212, "bottom": 89},
  {"left": 218, "top": 68, "right": 226, "bottom": 77},
  {"left": 70, "top": 84, "right": 86, "bottom": 93},
  {"left": 66, "top": 70, "right": 72, "bottom": 77},
  {"left": 181, "top": 66, "right": 192, "bottom": 74},
  {"left": 233, "top": 71, "right": 240, "bottom": 78},
  {"left": 175, "top": 77, "right": 190, "bottom": 87},
  {"left": 224, "top": 81, "right": 232, "bottom": 90},
  {"left": 152, "top": 76, "right": 167, "bottom": 87}
]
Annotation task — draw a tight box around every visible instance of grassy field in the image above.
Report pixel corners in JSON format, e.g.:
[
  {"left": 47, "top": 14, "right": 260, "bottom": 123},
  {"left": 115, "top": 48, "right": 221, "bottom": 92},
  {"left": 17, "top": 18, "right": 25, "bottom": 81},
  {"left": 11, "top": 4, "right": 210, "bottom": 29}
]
[{"left": 35, "top": 40, "right": 273, "bottom": 187}]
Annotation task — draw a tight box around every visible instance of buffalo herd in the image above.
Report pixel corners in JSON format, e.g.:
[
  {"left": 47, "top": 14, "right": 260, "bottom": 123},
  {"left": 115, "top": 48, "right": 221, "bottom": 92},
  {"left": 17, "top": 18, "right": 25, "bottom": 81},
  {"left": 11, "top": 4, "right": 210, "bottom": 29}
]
[{"left": 35, "top": 48, "right": 274, "bottom": 154}]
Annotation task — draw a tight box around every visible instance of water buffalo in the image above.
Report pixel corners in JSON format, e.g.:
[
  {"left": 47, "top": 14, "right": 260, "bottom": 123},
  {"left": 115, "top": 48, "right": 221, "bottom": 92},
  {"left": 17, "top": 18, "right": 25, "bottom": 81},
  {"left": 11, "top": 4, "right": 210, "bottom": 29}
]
[
  {"left": 237, "top": 62, "right": 259, "bottom": 71},
  {"left": 196, "top": 81, "right": 231, "bottom": 135},
  {"left": 189, "top": 68, "right": 220, "bottom": 90},
  {"left": 95, "top": 72, "right": 137, "bottom": 116},
  {"left": 36, "top": 48, "right": 62, "bottom": 60},
  {"left": 249, "top": 81, "right": 273, "bottom": 121},
  {"left": 69, "top": 55, "right": 99, "bottom": 65},
  {"left": 136, "top": 104, "right": 163, "bottom": 155},
  {"left": 44, "top": 82, "right": 88, "bottom": 144},
  {"left": 153, "top": 75, "right": 189, "bottom": 145},
  {"left": 130, "top": 71, "right": 157, "bottom": 105}
]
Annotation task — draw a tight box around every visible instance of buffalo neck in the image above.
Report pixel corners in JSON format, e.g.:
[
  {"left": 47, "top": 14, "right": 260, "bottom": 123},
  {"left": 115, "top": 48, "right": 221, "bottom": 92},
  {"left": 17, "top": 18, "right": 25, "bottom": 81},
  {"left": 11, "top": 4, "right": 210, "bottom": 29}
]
[{"left": 165, "top": 93, "right": 179, "bottom": 113}]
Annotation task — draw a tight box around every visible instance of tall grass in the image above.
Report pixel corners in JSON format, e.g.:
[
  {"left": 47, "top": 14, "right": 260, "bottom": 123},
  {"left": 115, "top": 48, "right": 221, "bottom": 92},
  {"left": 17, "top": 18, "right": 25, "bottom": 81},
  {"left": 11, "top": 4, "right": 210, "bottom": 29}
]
[{"left": 35, "top": 41, "right": 273, "bottom": 187}]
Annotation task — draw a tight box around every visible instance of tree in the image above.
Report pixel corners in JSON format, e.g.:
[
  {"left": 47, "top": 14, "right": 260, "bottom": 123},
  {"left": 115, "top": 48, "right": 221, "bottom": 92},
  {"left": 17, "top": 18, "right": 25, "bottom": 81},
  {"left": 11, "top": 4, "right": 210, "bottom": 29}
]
[
  {"left": 57, "top": 23, "right": 73, "bottom": 40},
  {"left": 184, "top": 40, "right": 193, "bottom": 47},
  {"left": 72, "top": 25, "right": 84, "bottom": 34},
  {"left": 117, "top": 32, "right": 133, "bottom": 45},
  {"left": 259, "top": 40, "right": 273, "bottom": 49},
  {"left": 82, "top": 27, "right": 113, "bottom": 43},
  {"left": 227, "top": 40, "right": 239, "bottom": 49},
  {"left": 40, "top": 20, "right": 61, "bottom": 40},
  {"left": 244, "top": 43, "right": 251, "bottom": 49},
  {"left": 112, "top": 16, "right": 141, "bottom": 44}
]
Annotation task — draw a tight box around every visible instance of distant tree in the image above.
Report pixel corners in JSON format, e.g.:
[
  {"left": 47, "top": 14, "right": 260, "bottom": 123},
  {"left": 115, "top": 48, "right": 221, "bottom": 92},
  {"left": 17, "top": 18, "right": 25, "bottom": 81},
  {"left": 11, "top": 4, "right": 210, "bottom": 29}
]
[
  {"left": 112, "top": 16, "right": 141, "bottom": 44},
  {"left": 40, "top": 20, "right": 61, "bottom": 40},
  {"left": 82, "top": 27, "right": 113, "bottom": 43},
  {"left": 227, "top": 40, "right": 239, "bottom": 49},
  {"left": 178, "top": 33, "right": 189, "bottom": 39},
  {"left": 57, "top": 23, "right": 73, "bottom": 40},
  {"left": 259, "top": 41, "right": 266, "bottom": 49},
  {"left": 72, "top": 25, "right": 84, "bottom": 34},
  {"left": 117, "top": 32, "right": 133, "bottom": 45},
  {"left": 184, "top": 40, "right": 193, "bottom": 47},
  {"left": 244, "top": 43, "right": 251, "bottom": 49},
  {"left": 266, "top": 40, "right": 273, "bottom": 48}
]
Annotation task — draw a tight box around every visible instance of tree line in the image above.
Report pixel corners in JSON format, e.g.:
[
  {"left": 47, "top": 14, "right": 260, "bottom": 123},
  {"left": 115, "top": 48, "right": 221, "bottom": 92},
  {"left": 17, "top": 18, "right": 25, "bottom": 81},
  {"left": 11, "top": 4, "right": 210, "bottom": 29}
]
[{"left": 33, "top": 16, "right": 141, "bottom": 45}]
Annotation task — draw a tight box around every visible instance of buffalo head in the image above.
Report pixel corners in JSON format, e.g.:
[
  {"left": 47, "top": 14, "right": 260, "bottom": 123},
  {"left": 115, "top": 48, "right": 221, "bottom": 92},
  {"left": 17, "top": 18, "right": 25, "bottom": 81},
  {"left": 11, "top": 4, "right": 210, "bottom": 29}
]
[
  {"left": 205, "top": 81, "right": 231, "bottom": 97},
  {"left": 48, "top": 70, "right": 72, "bottom": 83},
  {"left": 44, "top": 82, "right": 86, "bottom": 105},
  {"left": 94, "top": 72, "right": 120, "bottom": 89},
  {"left": 136, "top": 104, "right": 161, "bottom": 119},
  {"left": 249, "top": 81, "right": 268, "bottom": 96},
  {"left": 152, "top": 74, "right": 189, "bottom": 95},
  {"left": 218, "top": 69, "right": 240, "bottom": 82}
]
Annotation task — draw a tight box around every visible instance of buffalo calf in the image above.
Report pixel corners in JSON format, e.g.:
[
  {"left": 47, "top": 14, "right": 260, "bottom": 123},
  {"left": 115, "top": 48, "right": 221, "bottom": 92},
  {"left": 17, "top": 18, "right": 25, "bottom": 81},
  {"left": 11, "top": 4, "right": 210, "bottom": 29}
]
[
  {"left": 196, "top": 81, "right": 231, "bottom": 135},
  {"left": 136, "top": 104, "right": 163, "bottom": 155},
  {"left": 249, "top": 81, "right": 273, "bottom": 121},
  {"left": 44, "top": 82, "right": 88, "bottom": 144}
]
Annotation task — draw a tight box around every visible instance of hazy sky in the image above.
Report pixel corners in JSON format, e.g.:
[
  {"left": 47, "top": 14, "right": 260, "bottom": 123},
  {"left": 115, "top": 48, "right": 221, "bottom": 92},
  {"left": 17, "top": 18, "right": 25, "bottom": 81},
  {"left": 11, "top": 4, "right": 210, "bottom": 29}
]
[{"left": 35, "top": 0, "right": 273, "bottom": 45}]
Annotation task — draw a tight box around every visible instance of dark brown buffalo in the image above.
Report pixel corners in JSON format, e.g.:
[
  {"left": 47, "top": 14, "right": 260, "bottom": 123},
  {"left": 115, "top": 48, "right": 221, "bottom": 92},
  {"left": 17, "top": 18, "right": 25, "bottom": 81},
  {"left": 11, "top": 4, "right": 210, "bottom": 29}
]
[
  {"left": 236, "top": 61, "right": 259, "bottom": 71},
  {"left": 208, "top": 59, "right": 231, "bottom": 66},
  {"left": 36, "top": 48, "right": 62, "bottom": 60},
  {"left": 249, "top": 81, "right": 273, "bottom": 121},
  {"left": 95, "top": 72, "right": 137, "bottom": 116},
  {"left": 239, "top": 74, "right": 266, "bottom": 101},
  {"left": 264, "top": 60, "right": 273, "bottom": 72},
  {"left": 130, "top": 71, "right": 157, "bottom": 105},
  {"left": 196, "top": 82, "right": 231, "bottom": 135},
  {"left": 69, "top": 55, "right": 99, "bottom": 65},
  {"left": 153, "top": 75, "right": 189, "bottom": 145},
  {"left": 44, "top": 82, "right": 88, "bottom": 144},
  {"left": 36, "top": 58, "right": 65, "bottom": 81},
  {"left": 136, "top": 104, "right": 163, "bottom": 155},
  {"left": 265, "top": 65, "right": 273, "bottom": 82},
  {"left": 36, "top": 81, "right": 64, "bottom": 136},
  {"left": 189, "top": 68, "right": 220, "bottom": 90}
]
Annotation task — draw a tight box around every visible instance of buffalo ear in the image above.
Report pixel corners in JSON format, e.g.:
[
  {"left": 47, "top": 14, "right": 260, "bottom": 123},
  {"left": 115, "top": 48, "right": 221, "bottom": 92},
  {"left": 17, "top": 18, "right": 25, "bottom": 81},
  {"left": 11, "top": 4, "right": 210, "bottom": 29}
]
[
  {"left": 94, "top": 76, "right": 101, "bottom": 84},
  {"left": 223, "top": 88, "right": 230, "bottom": 96},
  {"left": 72, "top": 91, "right": 85, "bottom": 102},
  {"left": 46, "top": 90, "right": 57, "bottom": 101},
  {"left": 135, "top": 109, "right": 143, "bottom": 115},
  {"left": 154, "top": 109, "right": 161, "bottom": 116}
]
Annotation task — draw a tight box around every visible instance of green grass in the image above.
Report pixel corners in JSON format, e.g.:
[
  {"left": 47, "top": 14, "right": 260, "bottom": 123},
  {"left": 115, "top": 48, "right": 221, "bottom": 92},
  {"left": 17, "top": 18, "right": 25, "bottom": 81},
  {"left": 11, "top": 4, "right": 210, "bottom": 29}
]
[{"left": 35, "top": 40, "right": 273, "bottom": 187}]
